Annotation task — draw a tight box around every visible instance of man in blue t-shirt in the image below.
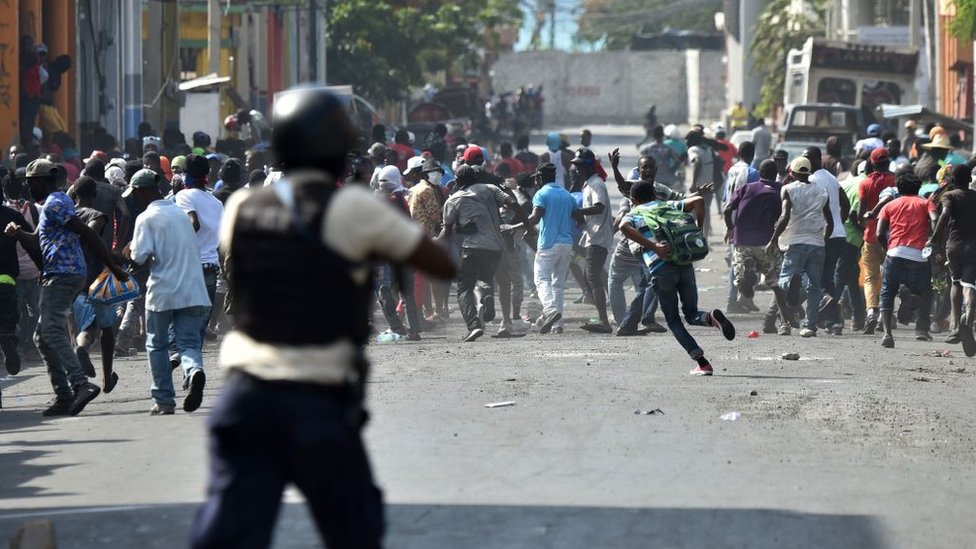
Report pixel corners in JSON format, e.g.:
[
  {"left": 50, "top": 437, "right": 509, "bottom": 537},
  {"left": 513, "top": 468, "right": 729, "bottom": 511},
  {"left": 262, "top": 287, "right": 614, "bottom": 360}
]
[
  {"left": 6, "top": 159, "right": 128, "bottom": 416},
  {"left": 523, "top": 163, "right": 578, "bottom": 334},
  {"left": 618, "top": 181, "right": 736, "bottom": 376}
]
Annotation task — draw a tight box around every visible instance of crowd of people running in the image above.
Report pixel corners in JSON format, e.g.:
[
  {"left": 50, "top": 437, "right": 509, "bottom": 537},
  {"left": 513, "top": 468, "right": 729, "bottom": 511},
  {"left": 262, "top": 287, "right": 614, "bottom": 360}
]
[{"left": 2, "top": 108, "right": 976, "bottom": 418}]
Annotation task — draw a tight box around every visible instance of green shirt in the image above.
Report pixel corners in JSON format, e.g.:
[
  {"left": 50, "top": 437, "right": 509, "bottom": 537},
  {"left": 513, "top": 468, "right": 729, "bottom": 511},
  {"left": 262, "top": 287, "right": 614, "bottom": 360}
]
[{"left": 841, "top": 176, "right": 863, "bottom": 248}]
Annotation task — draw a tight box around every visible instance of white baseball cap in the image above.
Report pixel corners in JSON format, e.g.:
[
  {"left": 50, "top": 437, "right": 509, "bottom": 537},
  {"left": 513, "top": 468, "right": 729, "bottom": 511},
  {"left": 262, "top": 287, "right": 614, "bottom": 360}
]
[{"left": 403, "top": 155, "right": 425, "bottom": 176}]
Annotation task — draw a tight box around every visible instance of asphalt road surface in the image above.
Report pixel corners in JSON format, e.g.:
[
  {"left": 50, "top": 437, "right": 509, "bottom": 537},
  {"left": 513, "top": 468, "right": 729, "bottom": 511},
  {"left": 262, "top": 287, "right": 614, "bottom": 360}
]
[{"left": 2, "top": 126, "right": 975, "bottom": 548}]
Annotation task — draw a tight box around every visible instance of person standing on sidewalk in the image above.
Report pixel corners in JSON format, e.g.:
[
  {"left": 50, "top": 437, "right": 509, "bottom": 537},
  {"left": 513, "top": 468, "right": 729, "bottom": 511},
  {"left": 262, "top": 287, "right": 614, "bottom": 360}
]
[
  {"left": 857, "top": 148, "right": 896, "bottom": 334},
  {"left": 572, "top": 149, "right": 615, "bottom": 334},
  {"left": 875, "top": 170, "right": 936, "bottom": 348},
  {"left": 5, "top": 159, "right": 128, "bottom": 416},
  {"left": 618, "top": 181, "right": 735, "bottom": 375},
  {"left": 765, "top": 156, "right": 833, "bottom": 337},
  {"left": 191, "top": 88, "right": 456, "bottom": 549},
  {"left": 124, "top": 169, "right": 211, "bottom": 415}
]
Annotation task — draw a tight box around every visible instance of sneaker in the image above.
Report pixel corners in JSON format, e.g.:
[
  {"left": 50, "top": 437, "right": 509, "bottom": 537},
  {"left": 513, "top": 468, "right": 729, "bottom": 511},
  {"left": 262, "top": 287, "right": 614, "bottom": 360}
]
[
  {"left": 710, "top": 310, "right": 735, "bottom": 340},
  {"left": 580, "top": 323, "right": 613, "bottom": 334},
  {"left": 830, "top": 324, "right": 844, "bottom": 336},
  {"left": 3, "top": 348, "right": 21, "bottom": 376},
  {"left": 737, "top": 297, "right": 760, "bottom": 312},
  {"left": 405, "top": 331, "right": 422, "bottom": 341},
  {"left": 944, "top": 330, "right": 962, "bottom": 344},
  {"left": 800, "top": 328, "right": 817, "bottom": 338},
  {"left": 551, "top": 326, "right": 564, "bottom": 334},
  {"left": 68, "top": 382, "right": 101, "bottom": 416},
  {"left": 463, "top": 328, "right": 485, "bottom": 342},
  {"left": 778, "top": 324, "right": 792, "bottom": 336},
  {"left": 491, "top": 327, "right": 512, "bottom": 339},
  {"left": 615, "top": 326, "right": 646, "bottom": 337},
  {"left": 690, "top": 360, "right": 714, "bottom": 376},
  {"left": 76, "top": 347, "right": 96, "bottom": 377},
  {"left": 150, "top": 402, "right": 175, "bottom": 415},
  {"left": 725, "top": 302, "right": 749, "bottom": 314},
  {"left": 103, "top": 371, "right": 119, "bottom": 394},
  {"left": 539, "top": 311, "right": 562, "bottom": 335},
  {"left": 42, "top": 398, "right": 72, "bottom": 417},
  {"left": 914, "top": 330, "right": 932, "bottom": 342},
  {"left": 183, "top": 370, "right": 206, "bottom": 413},
  {"left": 863, "top": 314, "right": 878, "bottom": 335},
  {"left": 478, "top": 295, "right": 496, "bottom": 323},
  {"left": 881, "top": 334, "right": 894, "bottom": 348},
  {"left": 639, "top": 321, "right": 668, "bottom": 334},
  {"left": 959, "top": 325, "right": 976, "bottom": 358}
]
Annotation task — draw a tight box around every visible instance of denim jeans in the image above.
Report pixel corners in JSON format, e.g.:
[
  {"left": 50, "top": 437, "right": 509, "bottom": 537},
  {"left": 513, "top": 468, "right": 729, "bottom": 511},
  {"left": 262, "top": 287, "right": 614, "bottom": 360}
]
[
  {"left": 534, "top": 243, "right": 573, "bottom": 327},
  {"left": 456, "top": 248, "right": 500, "bottom": 331},
  {"left": 619, "top": 262, "right": 661, "bottom": 331},
  {"left": 16, "top": 277, "right": 39, "bottom": 354},
  {"left": 778, "top": 243, "right": 825, "bottom": 331},
  {"left": 651, "top": 262, "right": 711, "bottom": 358},
  {"left": 607, "top": 253, "right": 642, "bottom": 324},
  {"left": 374, "top": 264, "right": 422, "bottom": 333},
  {"left": 880, "top": 256, "right": 932, "bottom": 332},
  {"left": 146, "top": 306, "right": 208, "bottom": 407},
  {"left": 190, "top": 371, "right": 383, "bottom": 549},
  {"left": 832, "top": 241, "right": 866, "bottom": 325},
  {"left": 36, "top": 274, "right": 87, "bottom": 400}
]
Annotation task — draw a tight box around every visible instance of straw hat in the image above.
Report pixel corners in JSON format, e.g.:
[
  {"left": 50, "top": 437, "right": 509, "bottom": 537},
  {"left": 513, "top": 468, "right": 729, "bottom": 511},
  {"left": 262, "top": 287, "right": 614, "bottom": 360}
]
[{"left": 922, "top": 134, "right": 952, "bottom": 150}]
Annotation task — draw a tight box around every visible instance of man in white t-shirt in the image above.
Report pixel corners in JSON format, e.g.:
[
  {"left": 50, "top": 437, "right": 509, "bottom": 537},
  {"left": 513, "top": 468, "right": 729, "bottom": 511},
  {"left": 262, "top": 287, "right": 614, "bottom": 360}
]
[
  {"left": 765, "top": 156, "right": 833, "bottom": 337},
  {"left": 571, "top": 149, "right": 614, "bottom": 333},
  {"left": 124, "top": 169, "right": 211, "bottom": 415},
  {"left": 805, "top": 146, "right": 851, "bottom": 334},
  {"left": 175, "top": 154, "right": 225, "bottom": 338}
]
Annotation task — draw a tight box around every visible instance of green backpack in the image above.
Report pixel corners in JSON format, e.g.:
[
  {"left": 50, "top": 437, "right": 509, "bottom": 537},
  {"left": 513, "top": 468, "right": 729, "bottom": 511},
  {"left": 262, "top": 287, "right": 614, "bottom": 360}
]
[{"left": 630, "top": 202, "right": 709, "bottom": 266}]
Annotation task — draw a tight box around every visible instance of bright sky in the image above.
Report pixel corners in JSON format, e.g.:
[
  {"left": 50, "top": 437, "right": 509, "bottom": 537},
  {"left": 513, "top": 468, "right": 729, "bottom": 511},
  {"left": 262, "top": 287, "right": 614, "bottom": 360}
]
[{"left": 514, "top": 2, "right": 582, "bottom": 51}]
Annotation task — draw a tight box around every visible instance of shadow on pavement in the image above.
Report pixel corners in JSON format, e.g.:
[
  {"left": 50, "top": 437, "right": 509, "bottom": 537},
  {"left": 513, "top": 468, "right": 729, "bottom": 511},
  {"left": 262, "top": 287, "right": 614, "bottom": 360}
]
[{"left": 0, "top": 502, "right": 890, "bottom": 549}]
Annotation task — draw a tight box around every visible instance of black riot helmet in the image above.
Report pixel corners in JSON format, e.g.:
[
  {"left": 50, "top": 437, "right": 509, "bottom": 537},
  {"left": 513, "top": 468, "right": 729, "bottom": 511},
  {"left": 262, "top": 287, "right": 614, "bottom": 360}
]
[{"left": 271, "top": 87, "right": 359, "bottom": 176}]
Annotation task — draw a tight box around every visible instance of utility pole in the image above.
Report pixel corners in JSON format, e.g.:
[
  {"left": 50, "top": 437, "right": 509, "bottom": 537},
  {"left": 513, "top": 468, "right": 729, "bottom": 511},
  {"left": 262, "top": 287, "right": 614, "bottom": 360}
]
[
  {"left": 308, "top": 0, "right": 318, "bottom": 82},
  {"left": 548, "top": 0, "right": 556, "bottom": 50},
  {"left": 208, "top": 0, "right": 221, "bottom": 75}
]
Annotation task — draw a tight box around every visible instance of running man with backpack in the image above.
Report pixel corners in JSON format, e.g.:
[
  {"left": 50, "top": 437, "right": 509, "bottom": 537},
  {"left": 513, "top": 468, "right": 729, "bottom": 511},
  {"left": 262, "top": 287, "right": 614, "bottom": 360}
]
[{"left": 618, "top": 181, "right": 736, "bottom": 376}]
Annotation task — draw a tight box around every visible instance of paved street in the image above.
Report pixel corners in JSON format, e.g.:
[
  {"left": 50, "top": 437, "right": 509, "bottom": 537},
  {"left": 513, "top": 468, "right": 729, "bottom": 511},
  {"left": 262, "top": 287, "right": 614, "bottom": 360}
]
[{"left": 2, "top": 127, "right": 976, "bottom": 548}]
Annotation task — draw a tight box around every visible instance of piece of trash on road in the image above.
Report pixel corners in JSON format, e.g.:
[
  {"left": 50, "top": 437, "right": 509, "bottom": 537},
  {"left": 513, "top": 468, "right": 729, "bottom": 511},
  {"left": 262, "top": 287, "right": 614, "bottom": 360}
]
[
  {"left": 504, "top": 378, "right": 517, "bottom": 382},
  {"left": 749, "top": 390, "right": 758, "bottom": 396},
  {"left": 747, "top": 331, "right": 760, "bottom": 338},
  {"left": 695, "top": 268, "right": 713, "bottom": 272},
  {"left": 485, "top": 401, "right": 516, "bottom": 408},
  {"left": 634, "top": 408, "right": 665, "bottom": 415},
  {"left": 913, "top": 377, "right": 931, "bottom": 382},
  {"left": 781, "top": 353, "right": 800, "bottom": 361},
  {"left": 720, "top": 412, "right": 740, "bottom": 421}
]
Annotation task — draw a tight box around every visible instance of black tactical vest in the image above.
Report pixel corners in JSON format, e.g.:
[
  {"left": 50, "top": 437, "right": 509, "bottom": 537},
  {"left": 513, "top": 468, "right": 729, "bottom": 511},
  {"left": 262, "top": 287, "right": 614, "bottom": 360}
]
[{"left": 227, "top": 178, "right": 371, "bottom": 348}]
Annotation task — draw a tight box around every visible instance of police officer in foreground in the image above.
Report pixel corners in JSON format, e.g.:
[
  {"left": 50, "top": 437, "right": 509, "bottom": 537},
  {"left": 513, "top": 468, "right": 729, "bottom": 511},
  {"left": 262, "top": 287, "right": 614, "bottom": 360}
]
[{"left": 191, "top": 88, "right": 457, "bottom": 548}]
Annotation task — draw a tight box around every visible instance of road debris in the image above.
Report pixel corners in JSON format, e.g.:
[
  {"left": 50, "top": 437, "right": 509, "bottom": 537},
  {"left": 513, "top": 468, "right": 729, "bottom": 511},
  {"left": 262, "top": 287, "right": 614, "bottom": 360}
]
[
  {"left": 484, "top": 401, "right": 516, "bottom": 408},
  {"left": 634, "top": 408, "right": 665, "bottom": 415},
  {"left": 747, "top": 331, "right": 760, "bottom": 338},
  {"left": 750, "top": 390, "right": 758, "bottom": 396},
  {"left": 720, "top": 412, "right": 740, "bottom": 421},
  {"left": 781, "top": 353, "right": 800, "bottom": 361}
]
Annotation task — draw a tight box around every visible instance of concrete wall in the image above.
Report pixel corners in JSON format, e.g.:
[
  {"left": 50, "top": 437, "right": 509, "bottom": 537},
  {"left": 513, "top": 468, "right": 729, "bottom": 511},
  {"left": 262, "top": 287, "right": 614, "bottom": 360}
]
[{"left": 492, "top": 50, "right": 725, "bottom": 126}]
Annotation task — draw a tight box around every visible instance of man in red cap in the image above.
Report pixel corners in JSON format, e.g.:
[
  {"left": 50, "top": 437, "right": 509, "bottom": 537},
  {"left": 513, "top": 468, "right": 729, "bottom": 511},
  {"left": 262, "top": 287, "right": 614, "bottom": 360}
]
[{"left": 856, "top": 147, "right": 896, "bottom": 334}]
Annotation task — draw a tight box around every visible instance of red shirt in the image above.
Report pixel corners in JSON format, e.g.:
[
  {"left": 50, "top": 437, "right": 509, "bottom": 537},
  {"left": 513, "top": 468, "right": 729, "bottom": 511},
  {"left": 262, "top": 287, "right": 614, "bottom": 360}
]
[
  {"left": 858, "top": 171, "right": 896, "bottom": 244},
  {"left": 391, "top": 143, "right": 414, "bottom": 172},
  {"left": 716, "top": 139, "right": 737, "bottom": 174},
  {"left": 878, "top": 195, "right": 934, "bottom": 252},
  {"left": 498, "top": 157, "right": 525, "bottom": 176}
]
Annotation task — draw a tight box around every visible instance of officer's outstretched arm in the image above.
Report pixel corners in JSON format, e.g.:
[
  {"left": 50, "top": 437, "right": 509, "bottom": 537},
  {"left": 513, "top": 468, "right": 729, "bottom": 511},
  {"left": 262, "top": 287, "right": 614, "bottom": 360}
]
[{"left": 403, "top": 237, "right": 457, "bottom": 280}]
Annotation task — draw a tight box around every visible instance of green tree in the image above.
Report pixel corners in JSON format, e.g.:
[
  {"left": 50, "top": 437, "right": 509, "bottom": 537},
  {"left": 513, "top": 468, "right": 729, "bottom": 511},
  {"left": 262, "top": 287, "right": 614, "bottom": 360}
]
[
  {"left": 947, "top": 0, "right": 976, "bottom": 40},
  {"left": 577, "top": 0, "right": 722, "bottom": 50},
  {"left": 750, "top": 0, "right": 827, "bottom": 116},
  {"left": 325, "top": 0, "right": 522, "bottom": 104}
]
